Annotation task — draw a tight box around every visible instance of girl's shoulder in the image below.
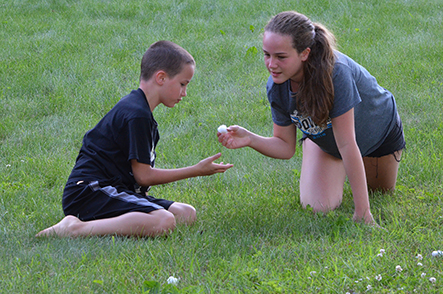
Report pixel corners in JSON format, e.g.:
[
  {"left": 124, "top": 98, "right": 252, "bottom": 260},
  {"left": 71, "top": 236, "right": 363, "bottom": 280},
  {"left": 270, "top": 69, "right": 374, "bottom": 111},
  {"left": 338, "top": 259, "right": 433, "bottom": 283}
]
[
  {"left": 333, "top": 51, "right": 367, "bottom": 72},
  {"left": 333, "top": 51, "right": 370, "bottom": 81},
  {"left": 334, "top": 51, "right": 355, "bottom": 70}
]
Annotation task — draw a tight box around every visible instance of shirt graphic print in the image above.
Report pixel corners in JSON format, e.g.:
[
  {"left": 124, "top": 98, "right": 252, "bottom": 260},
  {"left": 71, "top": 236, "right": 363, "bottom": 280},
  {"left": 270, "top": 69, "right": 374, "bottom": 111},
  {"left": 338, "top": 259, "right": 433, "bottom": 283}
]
[{"left": 290, "top": 109, "right": 332, "bottom": 139}]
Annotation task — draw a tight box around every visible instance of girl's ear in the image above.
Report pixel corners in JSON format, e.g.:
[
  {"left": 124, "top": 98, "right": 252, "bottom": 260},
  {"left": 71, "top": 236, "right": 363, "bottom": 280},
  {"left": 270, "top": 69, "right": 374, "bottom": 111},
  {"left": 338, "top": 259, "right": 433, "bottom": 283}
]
[
  {"left": 155, "top": 70, "right": 168, "bottom": 85},
  {"left": 301, "top": 47, "right": 311, "bottom": 61}
]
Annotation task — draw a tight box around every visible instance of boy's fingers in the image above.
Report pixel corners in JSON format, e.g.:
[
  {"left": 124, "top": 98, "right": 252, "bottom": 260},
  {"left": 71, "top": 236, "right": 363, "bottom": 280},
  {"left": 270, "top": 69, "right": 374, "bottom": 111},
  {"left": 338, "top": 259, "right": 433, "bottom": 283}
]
[{"left": 209, "top": 152, "right": 222, "bottom": 161}]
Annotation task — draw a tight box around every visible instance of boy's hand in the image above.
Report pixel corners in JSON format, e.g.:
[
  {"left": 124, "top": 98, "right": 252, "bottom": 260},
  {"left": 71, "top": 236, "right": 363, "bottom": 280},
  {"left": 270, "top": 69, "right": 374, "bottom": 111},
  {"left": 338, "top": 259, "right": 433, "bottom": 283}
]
[
  {"left": 196, "top": 153, "right": 233, "bottom": 176},
  {"left": 217, "top": 125, "right": 250, "bottom": 149}
]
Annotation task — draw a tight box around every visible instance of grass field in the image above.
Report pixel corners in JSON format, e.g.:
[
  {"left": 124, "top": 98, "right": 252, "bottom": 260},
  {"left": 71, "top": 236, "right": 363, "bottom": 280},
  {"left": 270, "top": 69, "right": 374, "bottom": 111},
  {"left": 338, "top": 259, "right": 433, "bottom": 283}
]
[{"left": 1, "top": 0, "right": 443, "bottom": 292}]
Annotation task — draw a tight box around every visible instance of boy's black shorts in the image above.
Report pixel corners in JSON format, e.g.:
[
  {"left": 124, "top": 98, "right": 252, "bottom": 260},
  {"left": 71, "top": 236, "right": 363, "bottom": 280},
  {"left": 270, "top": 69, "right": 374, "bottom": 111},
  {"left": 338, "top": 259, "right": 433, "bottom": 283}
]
[{"left": 62, "top": 178, "right": 174, "bottom": 221}]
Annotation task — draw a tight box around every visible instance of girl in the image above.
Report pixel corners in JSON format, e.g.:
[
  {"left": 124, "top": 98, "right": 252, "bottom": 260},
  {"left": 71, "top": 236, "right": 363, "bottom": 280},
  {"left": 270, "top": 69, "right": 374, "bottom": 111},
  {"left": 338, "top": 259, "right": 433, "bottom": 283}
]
[{"left": 218, "top": 11, "right": 405, "bottom": 225}]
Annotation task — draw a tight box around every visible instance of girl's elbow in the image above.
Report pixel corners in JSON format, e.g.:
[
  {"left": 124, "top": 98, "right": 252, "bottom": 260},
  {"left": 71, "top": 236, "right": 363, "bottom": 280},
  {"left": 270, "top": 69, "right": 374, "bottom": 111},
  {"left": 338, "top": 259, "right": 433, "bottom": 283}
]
[
  {"left": 280, "top": 148, "right": 296, "bottom": 159},
  {"left": 282, "top": 152, "right": 295, "bottom": 159}
]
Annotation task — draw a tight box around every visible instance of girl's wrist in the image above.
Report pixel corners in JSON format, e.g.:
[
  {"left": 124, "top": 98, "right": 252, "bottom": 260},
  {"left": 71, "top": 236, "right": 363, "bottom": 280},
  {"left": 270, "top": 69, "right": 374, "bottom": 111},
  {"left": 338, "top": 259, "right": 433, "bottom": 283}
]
[{"left": 353, "top": 210, "right": 374, "bottom": 223}]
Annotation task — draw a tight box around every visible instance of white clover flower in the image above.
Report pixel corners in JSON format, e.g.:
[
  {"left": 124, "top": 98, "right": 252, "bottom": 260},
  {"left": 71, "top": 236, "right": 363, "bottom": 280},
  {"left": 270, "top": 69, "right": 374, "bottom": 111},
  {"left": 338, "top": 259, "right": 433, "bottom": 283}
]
[
  {"left": 396, "top": 265, "right": 403, "bottom": 272},
  {"left": 346, "top": 292, "right": 351, "bottom": 294},
  {"left": 6, "top": 164, "right": 11, "bottom": 167},
  {"left": 310, "top": 271, "right": 316, "bottom": 276},
  {"left": 431, "top": 250, "right": 442, "bottom": 257},
  {"left": 375, "top": 274, "right": 382, "bottom": 281},
  {"left": 166, "top": 276, "right": 179, "bottom": 285},
  {"left": 367, "top": 284, "right": 372, "bottom": 291},
  {"left": 429, "top": 277, "right": 436, "bottom": 283},
  {"left": 421, "top": 273, "right": 426, "bottom": 278},
  {"left": 377, "top": 253, "right": 383, "bottom": 257},
  {"left": 355, "top": 280, "right": 359, "bottom": 283},
  {"left": 417, "top": 262, "right": 423, "bottom": 266},
  {"left": 416, "top": 254, "right": 423, "bottom": 260},
  {"left": 379, "top": 249, "right": 385, "bottom": 254}
]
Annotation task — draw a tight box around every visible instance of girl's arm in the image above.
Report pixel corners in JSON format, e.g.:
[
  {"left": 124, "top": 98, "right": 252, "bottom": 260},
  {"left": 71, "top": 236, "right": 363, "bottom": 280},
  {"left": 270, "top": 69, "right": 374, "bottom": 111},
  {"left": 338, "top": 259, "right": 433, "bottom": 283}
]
[
  {"left": 331, "top": 108, "right": 376, "bottom": 225},
  {"left": 218, "top": 123, "right": 297, "bottom": 159}
]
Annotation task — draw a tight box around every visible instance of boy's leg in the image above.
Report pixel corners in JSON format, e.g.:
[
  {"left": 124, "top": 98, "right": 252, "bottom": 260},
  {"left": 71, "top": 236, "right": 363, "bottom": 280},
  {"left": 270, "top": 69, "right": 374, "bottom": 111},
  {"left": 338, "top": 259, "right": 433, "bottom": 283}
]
[
  {"left": 36, "top": 210, "right": 176, "bottom": 238},
  {"left": 168, "top": 202, "right": 196, "bottom": 225},
  {"left": 299, "top": 139, "right": 347, "bottom": 213},
  {"left": 363, "top": 150, "right": 402, "bottom": 192}
]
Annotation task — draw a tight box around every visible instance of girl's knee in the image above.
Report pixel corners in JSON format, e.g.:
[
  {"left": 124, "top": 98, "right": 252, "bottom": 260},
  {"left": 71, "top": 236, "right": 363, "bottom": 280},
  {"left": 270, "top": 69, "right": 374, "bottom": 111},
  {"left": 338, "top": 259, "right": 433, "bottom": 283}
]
[
  {"left": 368, "top": 183, "right": 396, "bottom": 193},
  {"left": 300, "top": 193, "right": 342, "bottom": 214}
]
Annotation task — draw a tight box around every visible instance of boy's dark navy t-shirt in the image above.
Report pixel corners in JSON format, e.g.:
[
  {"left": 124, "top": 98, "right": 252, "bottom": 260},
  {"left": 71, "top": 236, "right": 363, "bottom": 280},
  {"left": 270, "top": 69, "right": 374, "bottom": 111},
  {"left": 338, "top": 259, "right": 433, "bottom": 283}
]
[{"left": 68, "top": 88, "right": 159, "bottom": 193}]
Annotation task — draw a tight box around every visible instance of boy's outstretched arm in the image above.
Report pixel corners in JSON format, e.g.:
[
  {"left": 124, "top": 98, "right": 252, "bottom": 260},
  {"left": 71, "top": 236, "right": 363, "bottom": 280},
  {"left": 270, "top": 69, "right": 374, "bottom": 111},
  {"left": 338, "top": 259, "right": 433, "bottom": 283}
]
[{"left": 131, "top": 153, "right": 233, "bottom": 187}]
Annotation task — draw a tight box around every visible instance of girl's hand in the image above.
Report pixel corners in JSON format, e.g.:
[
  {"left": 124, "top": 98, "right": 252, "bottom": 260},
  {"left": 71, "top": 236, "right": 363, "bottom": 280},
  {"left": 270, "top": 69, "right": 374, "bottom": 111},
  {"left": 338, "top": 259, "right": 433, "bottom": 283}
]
[
  {"left": 353, "top": 211, "right": 387, "bottom": 231},
  {"left": 217, "top": 125, "right": 251, "bottom": 149}
]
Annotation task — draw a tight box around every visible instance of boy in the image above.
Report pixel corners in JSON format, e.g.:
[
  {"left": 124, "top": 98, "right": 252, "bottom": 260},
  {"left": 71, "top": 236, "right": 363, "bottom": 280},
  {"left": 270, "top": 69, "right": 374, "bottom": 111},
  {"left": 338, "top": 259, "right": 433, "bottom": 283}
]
[{"left": 37, "top": 41, "right": 233, "bottom": 238}]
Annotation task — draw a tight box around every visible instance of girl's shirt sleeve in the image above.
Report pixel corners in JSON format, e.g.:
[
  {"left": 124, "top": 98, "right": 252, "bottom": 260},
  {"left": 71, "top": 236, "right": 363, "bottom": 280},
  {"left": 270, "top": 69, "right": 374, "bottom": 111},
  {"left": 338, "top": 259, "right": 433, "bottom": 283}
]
[{"left": 330, "top": 61, "right": 362, "bottom": 118}]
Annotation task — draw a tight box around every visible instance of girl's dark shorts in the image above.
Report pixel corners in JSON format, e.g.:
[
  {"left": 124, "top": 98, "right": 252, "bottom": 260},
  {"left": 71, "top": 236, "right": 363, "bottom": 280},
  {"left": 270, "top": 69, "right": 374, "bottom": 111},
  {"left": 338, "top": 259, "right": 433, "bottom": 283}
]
[
  {"left": 365, "top": 112, "right": 406, "bottom": 158},
  {"left": 62, "top": 178, "right": 174, "bottom": 221}
]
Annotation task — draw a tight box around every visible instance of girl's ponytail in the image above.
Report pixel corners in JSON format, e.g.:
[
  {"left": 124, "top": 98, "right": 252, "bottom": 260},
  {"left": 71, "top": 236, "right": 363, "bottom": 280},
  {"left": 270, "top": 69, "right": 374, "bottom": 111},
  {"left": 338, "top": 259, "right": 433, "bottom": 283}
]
[{"left": 302, "top": 23, "right": 336, "bottom": 126}]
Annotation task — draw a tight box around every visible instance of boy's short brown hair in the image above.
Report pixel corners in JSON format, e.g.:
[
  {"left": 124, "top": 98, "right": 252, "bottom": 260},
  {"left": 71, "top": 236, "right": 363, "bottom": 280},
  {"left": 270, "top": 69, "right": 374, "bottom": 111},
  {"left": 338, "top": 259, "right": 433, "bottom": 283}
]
[{"left": 140, "top": 40, "right": 195, "bottom": 82}]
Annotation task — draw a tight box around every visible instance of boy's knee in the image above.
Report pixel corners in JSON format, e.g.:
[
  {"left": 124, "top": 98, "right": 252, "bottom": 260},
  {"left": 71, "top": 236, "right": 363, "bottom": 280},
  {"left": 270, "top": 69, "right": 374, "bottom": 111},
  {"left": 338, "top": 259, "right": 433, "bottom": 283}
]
[
  {"left": 146, "top": 210, "right": 176, "bottom": 236},
  {"left": 158, "top": 211, "right": 177, "bottom": 232},
  {"left": 185, "top": 204, "right": 197, "bottom": 224},
  {"left": 172, "top": 203, "right": 197, "bottom": 225}
]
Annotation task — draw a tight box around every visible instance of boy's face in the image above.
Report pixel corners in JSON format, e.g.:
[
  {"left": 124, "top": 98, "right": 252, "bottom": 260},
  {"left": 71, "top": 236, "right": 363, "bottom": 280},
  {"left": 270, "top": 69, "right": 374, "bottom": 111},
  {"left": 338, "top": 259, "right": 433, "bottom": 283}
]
[{"left": 161, "top": 64, "right": 195, "bottom": 108}]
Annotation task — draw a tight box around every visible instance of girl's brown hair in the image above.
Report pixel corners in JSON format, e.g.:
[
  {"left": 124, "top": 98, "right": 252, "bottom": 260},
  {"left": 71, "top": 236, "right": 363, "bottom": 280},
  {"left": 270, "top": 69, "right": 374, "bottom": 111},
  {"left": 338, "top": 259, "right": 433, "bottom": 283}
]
[{"left": 265, "top": 11, "right": 336, "bottom": 126}]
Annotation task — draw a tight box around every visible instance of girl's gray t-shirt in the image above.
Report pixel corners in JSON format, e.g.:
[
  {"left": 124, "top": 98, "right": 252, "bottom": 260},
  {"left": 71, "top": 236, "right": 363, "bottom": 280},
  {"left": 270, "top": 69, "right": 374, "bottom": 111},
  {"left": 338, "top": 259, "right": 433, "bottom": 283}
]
[{"left": 267, "top": 51, "right": 397, "bottom": 158}]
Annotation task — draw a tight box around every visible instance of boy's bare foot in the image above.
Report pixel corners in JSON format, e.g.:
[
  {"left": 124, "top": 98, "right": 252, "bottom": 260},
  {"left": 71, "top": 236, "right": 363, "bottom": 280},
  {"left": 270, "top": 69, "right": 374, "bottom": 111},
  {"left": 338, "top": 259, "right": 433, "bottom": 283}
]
[{"left": 35, "top": 215, "right": 83, "bottom": 238}]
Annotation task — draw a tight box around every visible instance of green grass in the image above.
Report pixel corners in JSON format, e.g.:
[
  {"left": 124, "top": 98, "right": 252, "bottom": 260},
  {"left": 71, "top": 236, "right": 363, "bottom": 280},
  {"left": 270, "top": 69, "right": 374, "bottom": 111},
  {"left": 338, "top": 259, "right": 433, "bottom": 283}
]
[{"left": 1, "top": 0, "right": 443, "bottom": 292}]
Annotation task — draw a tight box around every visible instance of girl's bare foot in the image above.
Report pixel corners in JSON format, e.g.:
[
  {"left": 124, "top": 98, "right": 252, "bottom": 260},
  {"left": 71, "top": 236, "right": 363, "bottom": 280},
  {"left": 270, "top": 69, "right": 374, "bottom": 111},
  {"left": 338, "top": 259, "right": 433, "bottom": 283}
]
[{"left": 36, "top": 215, "right": 83, "bottom": 238}]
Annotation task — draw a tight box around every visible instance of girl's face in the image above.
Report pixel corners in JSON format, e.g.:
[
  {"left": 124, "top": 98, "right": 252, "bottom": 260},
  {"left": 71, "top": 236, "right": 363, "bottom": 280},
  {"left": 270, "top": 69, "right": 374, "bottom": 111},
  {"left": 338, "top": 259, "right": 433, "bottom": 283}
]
[{"left": 262, "top": 31, "right": 310, "bottom": 85}]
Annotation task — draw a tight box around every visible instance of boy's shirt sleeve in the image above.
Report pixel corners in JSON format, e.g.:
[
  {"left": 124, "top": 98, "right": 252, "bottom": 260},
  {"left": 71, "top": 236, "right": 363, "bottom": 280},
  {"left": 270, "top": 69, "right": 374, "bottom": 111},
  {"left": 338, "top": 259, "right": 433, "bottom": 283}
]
[{"left": 118, "top": 117, "right": 157, "bottom": 167}]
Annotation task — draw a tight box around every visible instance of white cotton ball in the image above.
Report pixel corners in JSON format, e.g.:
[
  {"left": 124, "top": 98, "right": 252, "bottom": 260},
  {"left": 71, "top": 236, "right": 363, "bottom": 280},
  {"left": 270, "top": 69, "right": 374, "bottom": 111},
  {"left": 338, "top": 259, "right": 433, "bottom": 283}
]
[{"left": 217, "top": 124, "right": 228, "bottom": 134}]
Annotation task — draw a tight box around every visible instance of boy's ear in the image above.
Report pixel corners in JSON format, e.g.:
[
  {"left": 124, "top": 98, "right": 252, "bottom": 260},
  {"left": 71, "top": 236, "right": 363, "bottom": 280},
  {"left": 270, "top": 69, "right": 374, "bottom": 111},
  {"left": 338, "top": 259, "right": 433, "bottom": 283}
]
[{"left": 155, "top": 70, "right": 168, "bottom": 85}]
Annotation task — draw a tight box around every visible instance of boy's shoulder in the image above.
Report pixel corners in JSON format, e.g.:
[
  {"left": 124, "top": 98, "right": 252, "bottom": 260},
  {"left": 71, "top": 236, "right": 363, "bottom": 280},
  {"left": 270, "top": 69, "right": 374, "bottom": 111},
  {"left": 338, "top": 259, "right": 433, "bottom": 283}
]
[
  {"left": 118, "top": 88, "right": 147, "bottom": 107},
  {"left": 112, "top": 89, "right": 151, "bottom": 117}
]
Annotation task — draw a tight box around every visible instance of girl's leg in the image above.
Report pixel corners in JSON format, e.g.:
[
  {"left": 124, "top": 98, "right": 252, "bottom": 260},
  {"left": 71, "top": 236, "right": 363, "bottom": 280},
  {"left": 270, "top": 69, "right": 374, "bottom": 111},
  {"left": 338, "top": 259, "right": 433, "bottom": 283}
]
[
  {"left": 363, "top": 150, "right": 403, "bottom": 192},
  {"left": 299, "top": 139, "right": 347, "bottom": 213},
  {"left": 168, "top": 202, "right": 197, "bottom": 225},
  {"left": 36, "top": 210, "right": 176, "bottom": 238}
]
